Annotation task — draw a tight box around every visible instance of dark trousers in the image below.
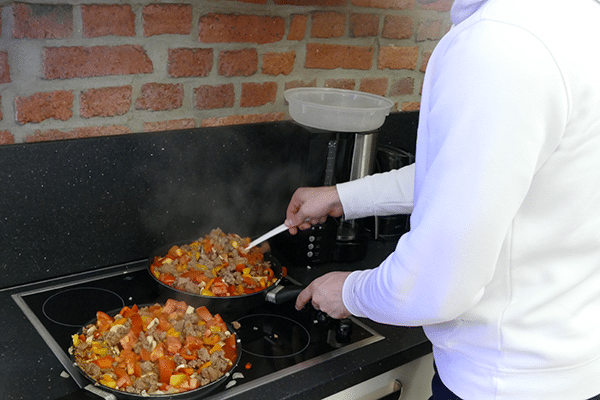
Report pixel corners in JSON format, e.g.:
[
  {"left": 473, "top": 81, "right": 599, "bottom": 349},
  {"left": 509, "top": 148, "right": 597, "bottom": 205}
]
[{"left": 428, "top": 365, "right": 600, "bottom": 400}]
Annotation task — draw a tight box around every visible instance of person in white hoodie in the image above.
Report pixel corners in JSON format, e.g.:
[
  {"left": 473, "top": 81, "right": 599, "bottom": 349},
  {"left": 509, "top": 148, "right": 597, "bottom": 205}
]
[{"left": 285, "top": 0, "right": 600, "bottom": 399}]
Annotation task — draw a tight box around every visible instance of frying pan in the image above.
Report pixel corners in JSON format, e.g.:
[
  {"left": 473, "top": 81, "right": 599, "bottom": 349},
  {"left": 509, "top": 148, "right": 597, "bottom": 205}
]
[
  {"left": 147, "top": 240, "right": 303, "bottom": 318},
  {"left": 61, "top": 303, "right": 240, "bottom": 400}
]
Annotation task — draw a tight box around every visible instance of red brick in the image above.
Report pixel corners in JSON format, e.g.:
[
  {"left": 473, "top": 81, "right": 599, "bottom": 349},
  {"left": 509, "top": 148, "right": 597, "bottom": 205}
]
[
  {"left": 168, "top": 48, "right": 213, "bottom": 78},
  {"left": 378, "top": 46, "right": 418, "bottom": 70},
  {"left": 305, "top": 43, "right": 373, "bottom": 70},
  {"left": 350, "top": 14, "right": 379, "bottom": 37},
  {"left": 43, "top": 45, "right": 153, "bottom": 79},
  {"left": 15, "top": 91, "right": 74, "bottom": 124},
  {"left": 359, "top": 78, "right": 388, "bottom": 96},
  {"left": 262, "top": 52, "right": 295, "bottom": 76},
  {"left": 0, "top": 52, "right": 9, "bottom": 84},
  {"left": 324, "top": 79, "right": 356, "bottom": 90},
  {"left": 274, "top": 0, "right": 346, "bottom": 5},
  {"left": 421, "top": 50, "right": 432, "bottom": 72},
  {"left": 25, "top": 126, "right": 131, "bottom": 143},
  {"left": 195, "top": 84, "right": 235, "bottom": 109},
  {"left": 201, "top": 112, "right": 285, "bottom": 127},
  {"left": 144, "top": 119, "right": 196, "bottom": 132},
  {"left": 401, "top": 101, "right": 420, "bottom": 111},
  {"left": 135, "top": 83, "right": 184, "bottom": 111},
  {"left": 12, "top": 3, "right": 73, "bottom": 39},
  {"left": 218, "top": 49, "right": 258, "bottom": 77},
  {"left": 0, "top": 131, "right": 14, "bottom": 145},
  {"left": 417, "top": 19, "right": 449, "bottom": 42},
  {"left": 311, "top": 12, "right": 346, "bottom": 38},
  {"left": 82, "top": 5, "right": 135, "bottom": 38},
  {"left": 382, "top": 15, "right": 413, "bottom": 39},
  {"left": 199, "top": 14, "right": 285, "bottom": 44},
  {"left": 390, "top": 77, "right": 414, "bottom": 95},
  {"left": 284, "top": 79, "right": 317, "bottom": 91},
  {"left": 241, "top": 82, "right": 278, "bottom": 107},
  {"left": 143, "top": 4, "right": 192, "bottom": 37},
  {"left": 288, "top": 15, "right": 308, "bottom": 41},
  {"left": 417, "top": 0, "right": 453, "bottom": 12},
  {"left": 80, "top": 86, "right": 132, "bottom": 118},
  {"left": 351, "top": 0, "right": 415, "bottom": 9}
]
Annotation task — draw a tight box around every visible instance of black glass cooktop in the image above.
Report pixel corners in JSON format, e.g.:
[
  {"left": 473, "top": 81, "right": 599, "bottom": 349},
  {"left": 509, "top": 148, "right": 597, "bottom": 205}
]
[{"left": 13, "top": 262, "right": 383, "bottom": 399}]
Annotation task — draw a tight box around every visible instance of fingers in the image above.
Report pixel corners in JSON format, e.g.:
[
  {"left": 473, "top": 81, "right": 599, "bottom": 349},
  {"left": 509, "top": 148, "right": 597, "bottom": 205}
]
[{"left": 295, "top": 285, "right": 314, "bottom": 311}]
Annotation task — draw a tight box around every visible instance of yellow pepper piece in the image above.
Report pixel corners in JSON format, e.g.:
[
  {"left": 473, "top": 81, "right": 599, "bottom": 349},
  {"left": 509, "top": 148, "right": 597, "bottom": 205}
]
[
  {"left": 169, "top": 373, "right": 187, "bottom": 387},
  {"left": 100, "top": 374, "right": 117, "bottom": 389},
  {"left": 209, "top": 343, "right": 222, "bottom": 354},
  {"left": 242, "top": 267, "right": 251, "bottom": 275},
  {"left": 209, "top": 325, "right": 222, "bottom": 334},
  {"left": 231, "top": 241, "right": 239, "bottom": 249},
  {"left": 72, "top": 334, "right": 81, "bottom": 347},
  {"left": 201, "top": 289, "right": 215, "bottom": 297},
  {"left": 166, "top": 328, "right": 180, "bottom": 337},
  {"left": 200, "top": 361, "right": 212, "bottom": 370},
  {"left": 93, "top": 346, "right": 109, "bottom": 357},
  {"left": 212, "top": 265, "right": 223, "bottom": 276},
  {"left": 112, "top": 318, "right": 127, "bottom": 326},
  {"left": 162, "top": 258, "right": 173, "bottom": 264}
]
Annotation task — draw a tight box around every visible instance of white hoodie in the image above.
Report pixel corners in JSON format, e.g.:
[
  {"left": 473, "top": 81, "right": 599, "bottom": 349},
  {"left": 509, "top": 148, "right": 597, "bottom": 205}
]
[{"left": 337, "top": 0, "right": 600, "bottom": 398}]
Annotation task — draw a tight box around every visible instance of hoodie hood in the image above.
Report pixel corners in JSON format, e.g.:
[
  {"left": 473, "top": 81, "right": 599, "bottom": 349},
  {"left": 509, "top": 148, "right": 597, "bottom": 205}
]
[{"left": 451, "top": 0, "right": 489, "bottom": 25}]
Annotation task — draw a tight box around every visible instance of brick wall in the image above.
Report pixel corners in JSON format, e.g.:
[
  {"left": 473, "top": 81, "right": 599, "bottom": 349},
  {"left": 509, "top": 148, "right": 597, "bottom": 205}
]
[{"left": 0, "top": 1, "right": 452, "bottom": 145}]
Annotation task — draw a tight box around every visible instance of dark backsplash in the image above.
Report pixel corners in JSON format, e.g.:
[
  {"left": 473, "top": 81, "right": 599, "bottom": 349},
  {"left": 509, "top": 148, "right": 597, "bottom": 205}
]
[{"left": 0, "top": 112, "right": 418, "bottom": 288}]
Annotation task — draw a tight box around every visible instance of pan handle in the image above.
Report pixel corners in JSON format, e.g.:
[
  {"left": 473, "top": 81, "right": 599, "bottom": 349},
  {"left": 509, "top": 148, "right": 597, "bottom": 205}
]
[
  {"left": 265, "top": 285, "right": 304, "bottom": 305},
  {"left": 54, "top": 384, "right": 116, "bottom": 400}
]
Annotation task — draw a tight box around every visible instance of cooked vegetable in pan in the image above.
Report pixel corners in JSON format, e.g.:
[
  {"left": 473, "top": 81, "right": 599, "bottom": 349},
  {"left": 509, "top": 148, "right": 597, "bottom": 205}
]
[
  {"left": 150, "top": 228, "right": 279, "bottom": 297},
  {"left": 70, "top": 299, "right": 238, "bottom": 395}
]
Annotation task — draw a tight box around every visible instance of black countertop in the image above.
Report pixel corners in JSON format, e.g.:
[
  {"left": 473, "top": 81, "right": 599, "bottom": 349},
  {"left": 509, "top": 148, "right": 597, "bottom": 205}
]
[{"left": 0, "top": 240, "right": 431, "bottom": 400}]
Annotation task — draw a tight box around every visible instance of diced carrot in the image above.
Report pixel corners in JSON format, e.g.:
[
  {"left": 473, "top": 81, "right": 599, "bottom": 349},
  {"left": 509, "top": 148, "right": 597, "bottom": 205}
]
[
  {"left": 119, "top": 331, "right": 138, "bottom": 351},
  {"left": 157, "top": 315, "right": 172, "bottom": 332},
  {"left": 159, "top": 273, "right": 176, "bottom": 286},
  {"left": 158, "top": 356, "right": 176, "bottom": 384},
  {"left": 205, "top": 278, "right": 215, "bottom": 291},
  {"left": 242, "top": 276, "right": 257, "bottom": 287},
  {"left": 140, "top": 348, "right": 151, "bottom": 362},
  {"left": 120, "top": 304, "right": 138, "bottom": 319},
  {"left": 195, "top": 306, "right": 213, "bottom": 322},
  {"left": 179, "top": 345, "right": 197, "bottom": 361},
  {"left": 211, "top": 281, "right": 228, "bottom": 296},
  {"left": 114, "top": 367, "right": 132, "bottom": 388},
  {"left": 92, "top": 355, "right": 114, "bottom": 369},
  {"left": 166, "top": 335, "right": 182, "bottom": 354},
  {"left": 181, "top": 270, "right": 208, "bottom": 284},
  {"left": 129, "top": 313, "right": 143, "bottom": 336}
]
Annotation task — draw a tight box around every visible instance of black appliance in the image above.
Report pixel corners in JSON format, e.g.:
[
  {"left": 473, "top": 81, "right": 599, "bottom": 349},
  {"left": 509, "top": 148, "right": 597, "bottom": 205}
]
[{"left": 12, "top": 261, "right": 383, "bottom": 399}]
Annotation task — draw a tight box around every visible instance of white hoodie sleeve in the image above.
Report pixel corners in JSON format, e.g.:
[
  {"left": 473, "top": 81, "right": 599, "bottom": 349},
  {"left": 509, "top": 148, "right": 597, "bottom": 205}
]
[
  {"left": 341, "top": 16, "right": 568, "bottom": 326},
  {"left": 335, "top": 163, "right": 415, "bottom": 219}
]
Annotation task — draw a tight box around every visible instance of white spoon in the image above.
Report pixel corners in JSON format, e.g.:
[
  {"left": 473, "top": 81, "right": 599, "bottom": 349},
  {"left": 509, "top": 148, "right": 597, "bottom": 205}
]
[{"left": 245, "top": 223, "right": 288, "bottom": 251}]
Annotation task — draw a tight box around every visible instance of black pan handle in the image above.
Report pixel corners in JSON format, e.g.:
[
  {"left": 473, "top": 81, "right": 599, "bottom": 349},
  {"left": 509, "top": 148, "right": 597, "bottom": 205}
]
[
  {"left": 54, "top": 384, "right": 115, "bottom": 400},
  {"left": 264, "top": 285, "right": 304, "bottom": 305}
]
